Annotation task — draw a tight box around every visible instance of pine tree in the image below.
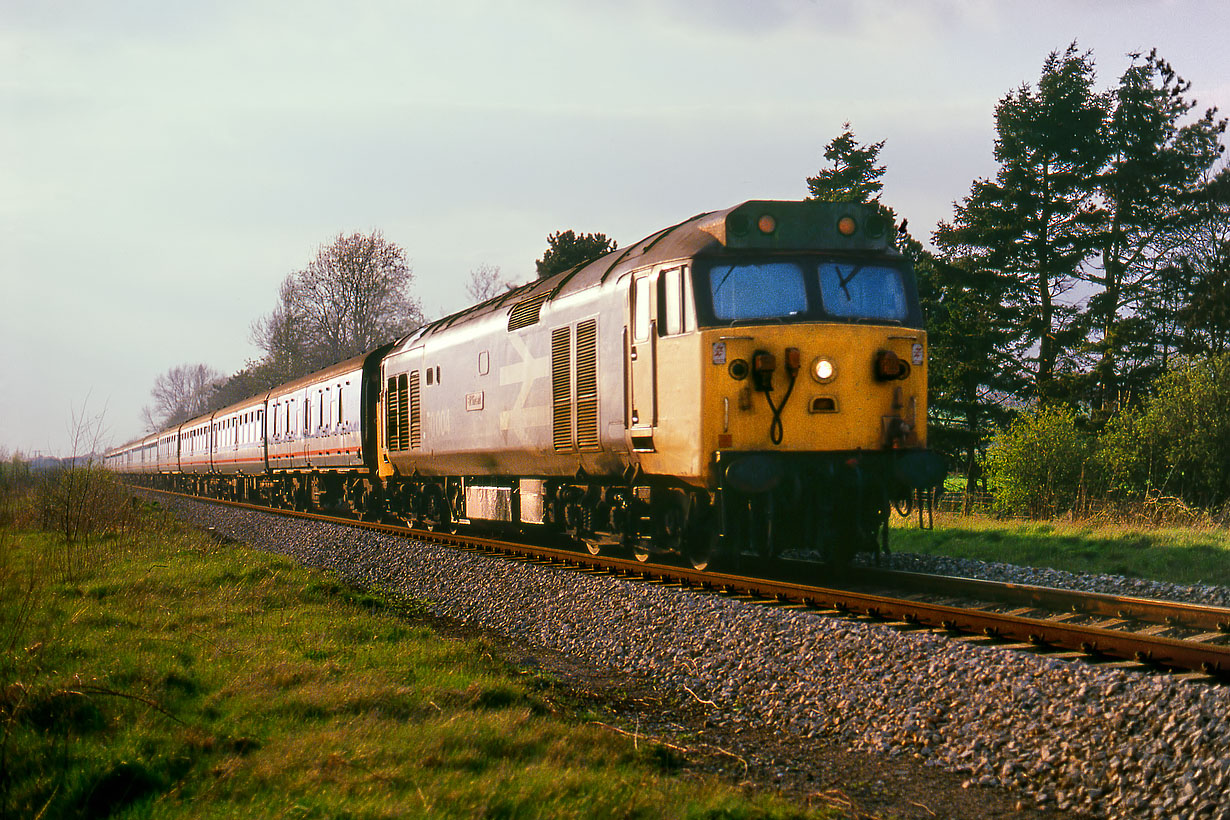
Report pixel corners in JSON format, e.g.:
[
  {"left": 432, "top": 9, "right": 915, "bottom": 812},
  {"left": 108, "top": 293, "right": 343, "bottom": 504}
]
[
  {"left": 1085, "top": 50, "right": 1227, "bottom": 413},
  {"left": 805, "top": 123, "right": 886, "bottom": 204},
  {"left": 936, "top": 43, "right": 1110, "bottom": 403},
  {"left": 535, "top": 230, "right": 617, "bottom": 278}
]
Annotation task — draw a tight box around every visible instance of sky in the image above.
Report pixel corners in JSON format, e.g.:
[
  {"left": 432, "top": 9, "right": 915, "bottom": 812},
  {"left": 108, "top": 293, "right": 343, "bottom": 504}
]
[{"left": 4, "top": 0, "right": 1229, "bottom": 457}]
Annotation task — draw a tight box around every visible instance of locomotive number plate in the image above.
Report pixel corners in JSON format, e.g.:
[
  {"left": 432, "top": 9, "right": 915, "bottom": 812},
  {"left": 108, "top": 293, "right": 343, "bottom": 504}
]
[
  {"left": 466, "top": 391, "right": 484, "bottom": 411},
  {"left": 911, "top": 343, "right": 924, "bottom": 365},
  {"left": 712, "top": 341, "right": 727, "bottom": 365}
]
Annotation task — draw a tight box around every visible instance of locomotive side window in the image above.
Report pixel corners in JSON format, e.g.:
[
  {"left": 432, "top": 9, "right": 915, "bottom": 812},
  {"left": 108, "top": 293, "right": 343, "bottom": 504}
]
[
  {"left": 478, "top": 351, "right": 489, "bottom": 376},
  {"left": 658, "top": 266, "right": 690, "bottom": 337},
  {"left": 633, "top": 275, "right": 652, "bottom": 342}
]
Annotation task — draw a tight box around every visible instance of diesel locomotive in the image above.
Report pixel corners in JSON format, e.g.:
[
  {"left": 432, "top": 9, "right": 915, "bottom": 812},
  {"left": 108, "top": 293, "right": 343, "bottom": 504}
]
[{"left": 106, "top": 200, "right": 945, "bottom": 570}]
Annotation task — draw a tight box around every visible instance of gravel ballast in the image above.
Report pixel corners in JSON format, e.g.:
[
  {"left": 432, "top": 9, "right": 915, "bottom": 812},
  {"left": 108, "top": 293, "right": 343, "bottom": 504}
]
[{"left": 158, "top": 495, "right": 1230, "bottom": 819}]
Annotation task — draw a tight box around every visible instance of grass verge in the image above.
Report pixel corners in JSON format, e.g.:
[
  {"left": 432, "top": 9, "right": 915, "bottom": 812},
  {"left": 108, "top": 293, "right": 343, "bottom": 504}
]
[
  {"left": 891, "top": 512, "right": 1230, "bottom": 588},
  {"left": 1, "top": 501, "right": 831, "bottom": 819}
]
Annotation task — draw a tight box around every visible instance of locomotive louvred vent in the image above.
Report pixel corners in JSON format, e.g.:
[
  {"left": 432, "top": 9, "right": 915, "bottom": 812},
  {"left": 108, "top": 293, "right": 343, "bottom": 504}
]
[
  {"left": 386, "top": 377, "right": 401, "bottom": 451},
  {"left": 552, "top": 326, "right": 572, "bottom": 451},
  {"left": 575, "top": 318, "right": 599, "bottom": 450},
  {"left": 397, "top": 374, "right": 410, "bottom": 451},
  {"left": 408, "top": 370, "right": 421, "bottom": 449},
  {"left": 508, "top": 293, "right": 551, "bottom": 331}
]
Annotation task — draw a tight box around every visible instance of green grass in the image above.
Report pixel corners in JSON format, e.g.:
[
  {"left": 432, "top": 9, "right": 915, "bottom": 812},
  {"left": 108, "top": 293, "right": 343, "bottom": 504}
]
[
  {"left": 1, "top": 503, "right": 831, "bottom": 820},
  {"left": 891, "top": 512, "right": 1230, "bottom": 587}
]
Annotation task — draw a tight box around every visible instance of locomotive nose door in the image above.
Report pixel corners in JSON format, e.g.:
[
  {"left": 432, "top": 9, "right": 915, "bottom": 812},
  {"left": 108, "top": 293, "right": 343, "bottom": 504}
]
[{"left": 626, "top": 272, "right": 657, "bottom": 448}]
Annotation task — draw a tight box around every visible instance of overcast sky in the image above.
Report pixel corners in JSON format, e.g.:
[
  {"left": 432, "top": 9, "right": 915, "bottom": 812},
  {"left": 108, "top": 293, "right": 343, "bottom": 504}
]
[{"left": 4, "top": 0, "right": 1228, "bottom": 456}]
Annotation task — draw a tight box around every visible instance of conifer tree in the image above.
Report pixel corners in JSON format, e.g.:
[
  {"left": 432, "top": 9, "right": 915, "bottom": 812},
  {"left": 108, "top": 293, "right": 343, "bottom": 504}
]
[
  {"left": 535, "top": 230, "right": 617, "bottom": 278},
  {"left": 1085, "top": 50, "right": 1227, "bottom": 412},
  {"left": 805, "top": 123, "right": 886, "bottom": 204},
  {"left": 936, "top": 43, "right": 1110, "bottom": 403}
]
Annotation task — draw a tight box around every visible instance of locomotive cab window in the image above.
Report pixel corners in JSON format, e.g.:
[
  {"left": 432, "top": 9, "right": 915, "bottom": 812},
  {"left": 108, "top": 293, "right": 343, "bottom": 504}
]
[
  {"left": 694, "top": 257, "right": 921, "bottom": 328},
  {"left": 709, "top": 261, "right": 806, "bottom": 322},
  {"left": 657, "top": 266, "right": 693, "bottom": 337},
  {"left": 632, "top": 274, "right": 653, "bottom": 342},
  {"left": 816, "top": 263, "right": 908, "bottom": 322}
]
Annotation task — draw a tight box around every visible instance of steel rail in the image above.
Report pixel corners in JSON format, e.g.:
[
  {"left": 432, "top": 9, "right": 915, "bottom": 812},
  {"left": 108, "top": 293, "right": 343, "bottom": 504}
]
[
  {"left": 134, "top": 486, "right": 1230, "bottom": 678},
  {"left": 847, "top": 566, "right": 1230, "bottom": 633}
]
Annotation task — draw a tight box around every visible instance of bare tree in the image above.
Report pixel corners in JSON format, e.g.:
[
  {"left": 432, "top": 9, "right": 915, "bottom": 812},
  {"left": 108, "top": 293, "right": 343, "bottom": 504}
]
[
  {"left": 465, "top": 263, "right": 513, "bottom": 303},
  {"left": 142, "top": 363, "right": 223, "bottom": 430},
  {"left": 250, "top": 274, "right": 311, "bottom": 384},
  {"left": 294, "top": 231, "right": 424, "bottom": 368}
]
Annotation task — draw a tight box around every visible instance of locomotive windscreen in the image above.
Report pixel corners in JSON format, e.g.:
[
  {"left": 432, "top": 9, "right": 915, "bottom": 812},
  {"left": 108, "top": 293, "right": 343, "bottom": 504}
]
[
  {"left": 700, "top": 257, "right": 914, "bottom": 325},
  {"left": 816, "top": 263, "right": 908, "bottom": 321}
]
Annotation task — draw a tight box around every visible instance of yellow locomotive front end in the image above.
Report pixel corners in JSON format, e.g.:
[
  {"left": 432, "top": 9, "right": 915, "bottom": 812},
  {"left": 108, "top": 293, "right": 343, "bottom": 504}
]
[{"left": 659, "top": 201, "right": 945, "bottom": 564}]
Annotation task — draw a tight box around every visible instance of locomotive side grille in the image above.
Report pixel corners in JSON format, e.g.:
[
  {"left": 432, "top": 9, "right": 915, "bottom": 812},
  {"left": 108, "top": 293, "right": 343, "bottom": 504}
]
[
  {"left": 508, "top": 293, "right": 551, "bottom": 331},
  {"left": 408, "top": 370, "right": 421, "bottom": 449},
  {"left": 386, "top": 377, "right": 401, "bottom": 451},
  {"left": 575, "top": 318, "right": 599, "bottom": 450},
  {"left": 552, "top": 326, "right": 573, "bottom": 451},
  {"left": 396, "top": 373, "right": 410, "bottom": 451}
]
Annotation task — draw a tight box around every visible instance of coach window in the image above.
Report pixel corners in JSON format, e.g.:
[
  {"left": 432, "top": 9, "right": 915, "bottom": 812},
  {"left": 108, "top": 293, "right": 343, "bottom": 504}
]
[{"left": 478, "top": 351, "right": 489, "bottom": 376}]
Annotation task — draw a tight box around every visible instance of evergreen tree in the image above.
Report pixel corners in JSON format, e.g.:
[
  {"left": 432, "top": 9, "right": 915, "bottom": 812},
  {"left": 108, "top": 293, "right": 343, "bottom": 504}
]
[
  {"left": 805, "top": 123, "right": 886, "bottom": 204},
  {"left": 1084, "top": 50, "right": 1227, "bottom": 413},
  {"left": 1173, "top": 164, "right": 1230, "bottom": 357},
  {"left": 936, "top": 43, "right": 1110, "bottom": 403},
  {"left": 535, "top": 230, "right": 617, "bottom": 279},
  {"left": 917, "top": 254, "right": 1017, "bottom": 497}
]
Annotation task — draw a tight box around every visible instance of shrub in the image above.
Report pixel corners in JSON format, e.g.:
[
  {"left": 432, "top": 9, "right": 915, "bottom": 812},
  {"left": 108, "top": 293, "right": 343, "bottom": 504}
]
[
  {"left": 984, "top": 404, "right": 1096, "bottom": 517},
  {"left": 1096, "top": 354, "right": 1230, "bottom": 508}
]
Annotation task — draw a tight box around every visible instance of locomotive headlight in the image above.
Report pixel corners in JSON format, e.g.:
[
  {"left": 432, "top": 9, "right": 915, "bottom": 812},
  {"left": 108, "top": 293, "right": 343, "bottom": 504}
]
[
  {"left": 757, "top": 214, "right": 777, "bottom": 234},
  {"left": 837, "top": 215, "right": 857, "bottom": 236},
  {"left": 811, "top": 356, "right": 836, "bottom": 383}
]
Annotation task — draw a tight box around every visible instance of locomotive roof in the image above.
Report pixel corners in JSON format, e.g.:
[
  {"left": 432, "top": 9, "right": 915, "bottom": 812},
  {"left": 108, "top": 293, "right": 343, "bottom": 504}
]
[{"left": 399, "top": 199, "right": 897, "bottom": 347}]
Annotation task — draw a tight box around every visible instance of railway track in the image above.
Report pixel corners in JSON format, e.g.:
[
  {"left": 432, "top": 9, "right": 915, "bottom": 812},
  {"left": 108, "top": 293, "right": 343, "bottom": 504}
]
[{"left": 138, "top": 486, "right": 1230, "bottom": 680}]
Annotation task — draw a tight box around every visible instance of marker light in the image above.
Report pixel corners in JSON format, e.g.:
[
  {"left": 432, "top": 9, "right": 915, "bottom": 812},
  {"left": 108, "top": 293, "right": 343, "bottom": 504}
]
[
  {"left": 811, "top": 356, "right": 836, "bottom": 383},
  {"left": 757, "top": 214, "right": 777, "bottom": 234},
  {"left": 837, "top": 215, "right": 857, "bottom": 236}
]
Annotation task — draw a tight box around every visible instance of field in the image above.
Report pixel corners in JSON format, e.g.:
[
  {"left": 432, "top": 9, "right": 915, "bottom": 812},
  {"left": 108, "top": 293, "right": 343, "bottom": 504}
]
[
  {"left": 891, "top": 511, "right": 1230, "bottom": 588},
  {"left": 7, "top": 475, "right": 1230, "bottom": 820},
  {"left": 0, "top": 499, "right": 833, "bottom": 820}
]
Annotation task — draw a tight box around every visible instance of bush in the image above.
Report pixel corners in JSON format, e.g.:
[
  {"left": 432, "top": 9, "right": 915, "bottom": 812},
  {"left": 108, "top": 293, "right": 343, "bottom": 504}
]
[
  {"left": 33, "top": 467, "right": 135, "bottom": 580},
  {"left": 984, "top": 404, "right": 1096, "bottom": 517},
  {"left": 1096, "top": 354, "right": 1230, "bottom": 508}
]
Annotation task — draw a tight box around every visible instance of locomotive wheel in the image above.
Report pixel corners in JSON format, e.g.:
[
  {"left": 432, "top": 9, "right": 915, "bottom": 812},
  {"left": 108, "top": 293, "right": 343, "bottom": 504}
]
[
  {"left": 683, "top": 520, "right": 719, "bottom": 571},
  {"left": 584, "top": 539, "right": 603, "bottom": 556},
  {"left": 632, "top": 542, "right": 651, "bottom": 562}
]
